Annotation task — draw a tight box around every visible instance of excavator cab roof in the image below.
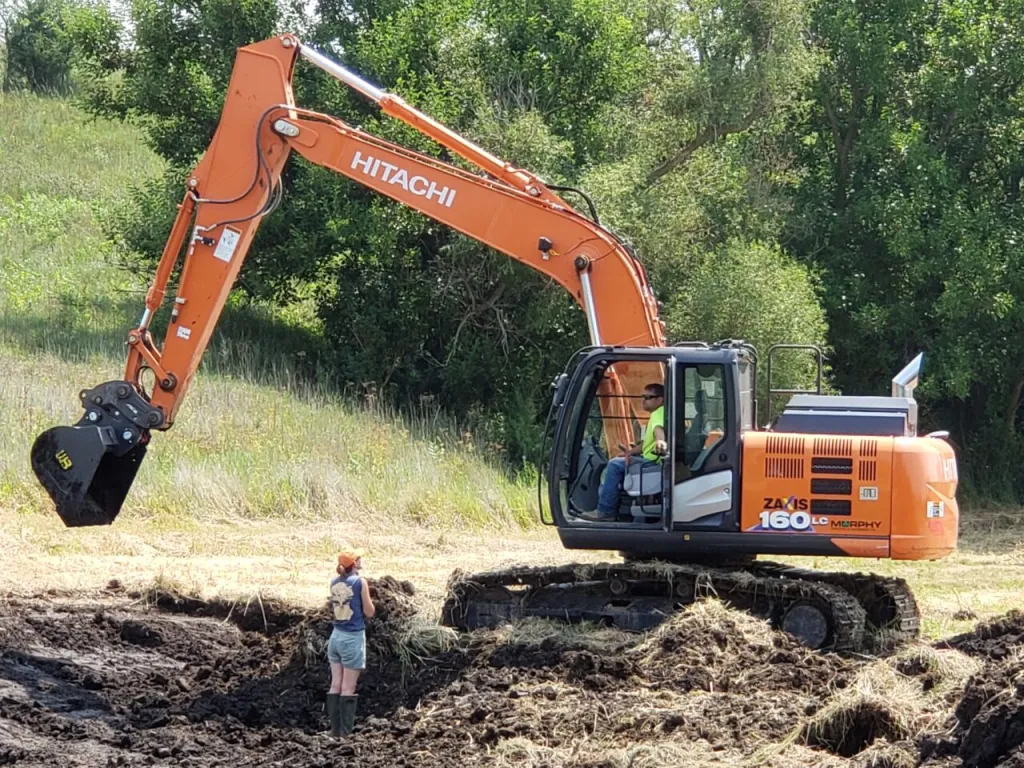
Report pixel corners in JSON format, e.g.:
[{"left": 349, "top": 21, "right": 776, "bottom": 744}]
[{"left": 573, "top": 340, "right": 758, "bottom": 367}]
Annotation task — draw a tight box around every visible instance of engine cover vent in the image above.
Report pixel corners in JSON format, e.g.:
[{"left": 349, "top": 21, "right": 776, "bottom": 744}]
[
  {"left": 766, "top": 457, "right": 804, "bottom": 479},
  {"left": 811, "top": 457, "right": 853, "bottom": 475},
  {"left": 860, "top": 439, "right": 879, "bottom": 457},
  {"left": 811, "top": 478, "right": 852, "bottom": 495},
  {"left": 766, "top": 436, "right": 805, "bottom": 455},
  {"left": 813, "top": 437, "right": 853, "bottom": 457}
]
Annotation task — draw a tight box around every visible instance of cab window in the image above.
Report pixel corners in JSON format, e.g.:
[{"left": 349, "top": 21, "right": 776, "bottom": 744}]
[{"left": 676, "top": 365, "right": 727, "bottom": 472}]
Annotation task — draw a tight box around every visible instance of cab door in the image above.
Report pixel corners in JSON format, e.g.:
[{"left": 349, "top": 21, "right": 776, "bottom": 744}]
[
  {"left": 669, "top": 363, "right": 741, "bottom": 530},
  {"left": 547, "top": 351, "right": 671, "bottom": 526}
]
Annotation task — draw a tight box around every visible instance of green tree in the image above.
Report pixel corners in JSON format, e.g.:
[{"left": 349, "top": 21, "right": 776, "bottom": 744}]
[
  {"left": 3, "top": 0, "right": 73, "bottom": 93},
  {"left": 2, "top": 0, "right": 127, "bottom": 95},
  {"left": 789, "top": 0, "right": 1024, "bottom": 500},
  {"left": 669, "top": 239, "right": 828, "bottom": 419}
]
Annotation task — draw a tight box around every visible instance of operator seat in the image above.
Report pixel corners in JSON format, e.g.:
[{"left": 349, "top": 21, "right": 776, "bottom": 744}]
[
  {"left": 623, "top": 396, "right": 676, "bottom": 519},
  {"left": 623, "top": 459, "right": 664, "bottom": 519}
]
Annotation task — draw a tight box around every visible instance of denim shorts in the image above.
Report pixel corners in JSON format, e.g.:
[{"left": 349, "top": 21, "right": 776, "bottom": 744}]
[{"left": 327, "top": 628, "right": 366, "bottom": 670}]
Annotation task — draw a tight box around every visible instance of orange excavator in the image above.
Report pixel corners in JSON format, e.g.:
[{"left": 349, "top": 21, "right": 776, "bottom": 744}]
[{"left": 30, "top": 35, "right": 959, "bottom": 651}]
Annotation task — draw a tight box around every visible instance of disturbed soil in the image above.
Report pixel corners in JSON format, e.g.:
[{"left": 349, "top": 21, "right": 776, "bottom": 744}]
[
  {"left": 0, "top": 581, "right": 1022, "bottom": 767},
  {"left": 923, "top": 611, "right": 1024, "bottom": 768}
]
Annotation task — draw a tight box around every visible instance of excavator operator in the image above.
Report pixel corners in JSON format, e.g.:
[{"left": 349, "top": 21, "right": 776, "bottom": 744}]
[{"left": 584, "top": 383, "right": 668, "bottom": 521}]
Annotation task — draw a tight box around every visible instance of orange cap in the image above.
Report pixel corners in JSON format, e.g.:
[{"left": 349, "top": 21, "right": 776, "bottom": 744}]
[{"left": 337, "top": 549, "right": 364, "bottom": 571}]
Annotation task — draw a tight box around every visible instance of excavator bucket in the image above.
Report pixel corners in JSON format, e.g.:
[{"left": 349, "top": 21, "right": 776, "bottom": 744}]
[
  {"left": 30, "top": 380, "right": 160, "bottom": 527},
  {"left": 31, "top": 426, "right": 147, "bottom": 527}
]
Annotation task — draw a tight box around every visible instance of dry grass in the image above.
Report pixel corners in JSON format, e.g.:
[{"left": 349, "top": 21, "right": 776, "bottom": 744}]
[
  {"left": 852, "top": 739, "right": 917, "bottom": 768},
  {"left": 638, "top": 598, "right": 776, "bottom": 654},
  {"left": 2, "top": 502, "right": 1021, "bottom": 648},
  {"left": 491, "top": 617, "right": 634, "bottom": 652},
  {"left": 0, "top": 511, "right": 604, "bottom": 608},
  {"left": 802, "top": 664, "right": 918, "bottom": 756},
  {"left": 795, "top": 642, "right": 981, "bottom": 760},
  {"left": 890, "top": 643, "right": 983, "bottom": 699},
  {"left": 632, "top": 599, "right": 833, "bottom": 694},
  {"left": 490, "top": 735, "right": 852, "bottom": 767}
]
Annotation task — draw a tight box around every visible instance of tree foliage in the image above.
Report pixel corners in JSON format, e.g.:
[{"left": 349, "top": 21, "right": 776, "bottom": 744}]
[
  {"left": 3, "top": 0, "right": 73, "bottom": 93},
  {"left": 788, "top": 0, "right": 1024, "bottom": 499},
  {"left": 1, "top": 0, "right": 122, "bottom": 94}
]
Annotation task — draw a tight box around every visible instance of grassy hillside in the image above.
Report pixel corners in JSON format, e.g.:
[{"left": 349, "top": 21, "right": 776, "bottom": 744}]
[{"left": 0, "top": 92, "right": 536, "bottom": 529}]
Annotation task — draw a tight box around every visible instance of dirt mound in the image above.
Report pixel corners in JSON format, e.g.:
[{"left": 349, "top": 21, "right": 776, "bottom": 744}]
[
  {"left": 995, "top": 751, "right": 1024, "bottom": 768},
  {"left": 941, "top": 610, "right": 1024, "bottom": 661},
  {"left": 951, "top": 653, "right": 1024, "bottom": 768},
  {"left": 637, "top": 599, "right": 850, "bottom": 696},
  {"left": 0, "top": 588, "right": 864, "bottom": 767},
  {"left": 0, "top": 579, "right": 464, "bottom": 767},
  {"left": 912, "top": 610, "right": 1024, "bottom": 768}
]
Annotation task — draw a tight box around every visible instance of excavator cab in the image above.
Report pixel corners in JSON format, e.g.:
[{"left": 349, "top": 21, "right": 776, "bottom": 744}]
[{"left": 546, "top": 343, "right": 755, "bottom": 552}]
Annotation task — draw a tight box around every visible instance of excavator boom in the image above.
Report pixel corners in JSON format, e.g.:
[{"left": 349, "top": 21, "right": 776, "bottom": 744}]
[{"left": 30, "top": 35, "right": 664, "bottom": 526}]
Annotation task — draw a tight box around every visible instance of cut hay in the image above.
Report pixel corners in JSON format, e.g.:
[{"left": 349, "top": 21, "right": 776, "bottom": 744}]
[
  {"left": 891, "top": 643, "right": 983, "bottom": 699},
  {"left": 799, "top": 645, "right": 981, "bottom": 760},
  {"left": 295, "top": 625, "right": 329, "bottom": 666},
  {"left": 491, "top": 617, "right": 634, "bottom": 653},
  {"left": 802, "top": 663, "right": 919, "bottom": 757},
  {"left": 631, "top": 598, "right": 848, "bottom": 696},
  {"left": 379, "top": 617, "right": 459, "bottom": 672},
  {"left": 635, "top": 598, "right": 776, "bottom": 663},
  {"left": 804, "top": 699, "right": 909, "bottom": 758},
  {"left": 491, "top": 736, "right": 852, "bottom": 768},
  {"left": 852, "top": 738, "right": 918, "bottom": 768}
]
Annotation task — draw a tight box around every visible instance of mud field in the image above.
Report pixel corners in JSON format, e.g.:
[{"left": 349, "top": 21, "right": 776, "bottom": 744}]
[{"left": 1, "top": 578, "right": 1022, "bottom": 768}]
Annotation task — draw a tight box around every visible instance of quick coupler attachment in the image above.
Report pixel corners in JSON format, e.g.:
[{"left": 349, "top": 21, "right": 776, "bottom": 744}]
[{"left": 30, "top": 381, "right": 164, "bottom": 527}]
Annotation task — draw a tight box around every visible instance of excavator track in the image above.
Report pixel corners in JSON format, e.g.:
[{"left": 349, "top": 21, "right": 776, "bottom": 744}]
[
  {"left": 747, "top": 561, "right": 920, "bottom": 651},
  {"left": 442, "top": 561, "right": 868, "bottom": 652}
]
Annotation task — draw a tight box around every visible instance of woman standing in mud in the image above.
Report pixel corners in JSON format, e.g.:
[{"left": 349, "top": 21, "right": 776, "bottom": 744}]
[{"left": 326, "top": 550, "right": 375, "bottom": 737}]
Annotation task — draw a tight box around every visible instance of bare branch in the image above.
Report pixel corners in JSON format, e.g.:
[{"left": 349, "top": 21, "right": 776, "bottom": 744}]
[
  {"left": 442, "top": 282, "right": 508, "bottom": 366},
  {"left": 645, "top": 100, "right": 770, "bottom": 186}
]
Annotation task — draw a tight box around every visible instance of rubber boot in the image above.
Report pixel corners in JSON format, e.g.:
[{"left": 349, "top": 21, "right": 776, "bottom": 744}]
[
  {"left": 326, "top": 693, "right": 342, "bottom": 738},
  {"left": 339, "top": 694, "right": 358, "bottom": 736}
]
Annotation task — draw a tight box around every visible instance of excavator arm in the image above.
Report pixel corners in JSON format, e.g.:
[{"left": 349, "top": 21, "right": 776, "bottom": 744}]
[{"left": 30, "top": 34, "right": 666, "bottom": 527}]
